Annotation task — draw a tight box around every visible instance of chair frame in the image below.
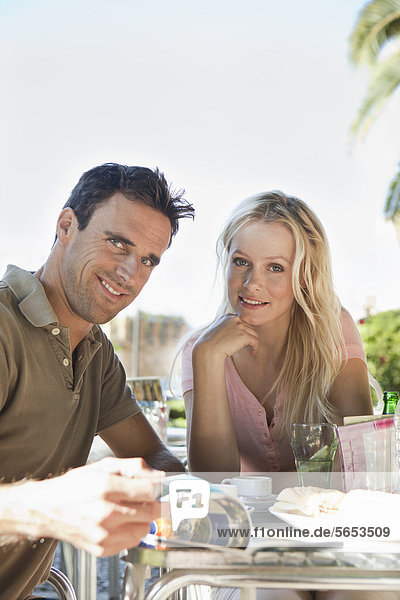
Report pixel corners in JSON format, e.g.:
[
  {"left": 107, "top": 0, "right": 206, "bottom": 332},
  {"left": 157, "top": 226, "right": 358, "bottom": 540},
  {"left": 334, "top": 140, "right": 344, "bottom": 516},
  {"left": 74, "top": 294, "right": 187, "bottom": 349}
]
[{"left": 46, "top": 566, "right": 77, "bottom": 600}]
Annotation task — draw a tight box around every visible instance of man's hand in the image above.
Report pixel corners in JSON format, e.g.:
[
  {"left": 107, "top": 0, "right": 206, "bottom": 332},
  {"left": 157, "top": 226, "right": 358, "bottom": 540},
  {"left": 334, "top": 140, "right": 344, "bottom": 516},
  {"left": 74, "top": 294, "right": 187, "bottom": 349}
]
[{"left": 0, "top": 457, "right": 164, "bottom": 556}]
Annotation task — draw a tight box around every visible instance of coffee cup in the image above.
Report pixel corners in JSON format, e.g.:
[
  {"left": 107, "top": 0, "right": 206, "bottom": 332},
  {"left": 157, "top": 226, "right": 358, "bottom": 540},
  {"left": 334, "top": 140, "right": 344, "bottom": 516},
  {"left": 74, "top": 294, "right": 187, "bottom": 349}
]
[{"left": 220, "top": 475, "right": 272, "bottom": 497}]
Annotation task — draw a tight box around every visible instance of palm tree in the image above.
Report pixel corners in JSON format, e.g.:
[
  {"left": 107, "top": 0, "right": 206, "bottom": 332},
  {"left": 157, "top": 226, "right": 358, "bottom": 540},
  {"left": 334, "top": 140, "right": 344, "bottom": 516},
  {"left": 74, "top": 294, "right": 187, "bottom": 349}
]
[{"left": 349, "top": 0, "right": 400, "bottom": 233}]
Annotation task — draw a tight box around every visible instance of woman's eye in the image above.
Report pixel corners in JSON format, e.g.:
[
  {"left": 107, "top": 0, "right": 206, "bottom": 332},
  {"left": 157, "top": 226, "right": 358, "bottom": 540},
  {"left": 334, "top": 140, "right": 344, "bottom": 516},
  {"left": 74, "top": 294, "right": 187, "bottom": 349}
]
[
  {"left": 233, "top": 257, "right": 248, "bottom": 266},
  {"left": 269, "top": 264, "right": 283, "bottom": 272}
]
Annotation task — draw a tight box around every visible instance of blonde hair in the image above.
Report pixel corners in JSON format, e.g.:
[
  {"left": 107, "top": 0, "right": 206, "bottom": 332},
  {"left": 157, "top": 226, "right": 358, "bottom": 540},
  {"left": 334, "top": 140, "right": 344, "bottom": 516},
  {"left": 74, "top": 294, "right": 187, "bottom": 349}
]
[{"left": 215, "top": 191, "right": 344, "bottom": 434}]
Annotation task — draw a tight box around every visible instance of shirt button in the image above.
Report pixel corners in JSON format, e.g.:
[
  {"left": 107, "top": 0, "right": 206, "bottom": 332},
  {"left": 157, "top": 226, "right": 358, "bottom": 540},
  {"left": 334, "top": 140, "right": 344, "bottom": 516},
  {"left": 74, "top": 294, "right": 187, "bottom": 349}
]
[
  {"left": 52, "top": 327, "right": 60, "bottom": 335},
  {"left": 63, "top": 358, "right": 69, "bottom": 367},
  {"left": 258, "top": 411, "right": 263, "bottom": 416},
  {"left": 260, "top": 422, "right": 265, "bottom": 427}
]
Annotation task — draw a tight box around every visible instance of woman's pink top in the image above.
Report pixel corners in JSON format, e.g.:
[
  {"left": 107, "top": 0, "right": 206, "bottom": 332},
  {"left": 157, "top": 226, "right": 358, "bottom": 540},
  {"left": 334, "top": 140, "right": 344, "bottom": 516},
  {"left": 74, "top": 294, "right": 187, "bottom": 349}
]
[{"left": 182, "top": 309, "right": 367, "bottom": 473}]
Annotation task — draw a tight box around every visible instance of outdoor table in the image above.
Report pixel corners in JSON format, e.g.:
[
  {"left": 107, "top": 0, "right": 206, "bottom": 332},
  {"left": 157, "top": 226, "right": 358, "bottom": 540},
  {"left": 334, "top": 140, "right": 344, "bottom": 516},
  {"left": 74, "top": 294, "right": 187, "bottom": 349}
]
[{"left": 120, "top": 540, "right": 400, "bottom": 600}]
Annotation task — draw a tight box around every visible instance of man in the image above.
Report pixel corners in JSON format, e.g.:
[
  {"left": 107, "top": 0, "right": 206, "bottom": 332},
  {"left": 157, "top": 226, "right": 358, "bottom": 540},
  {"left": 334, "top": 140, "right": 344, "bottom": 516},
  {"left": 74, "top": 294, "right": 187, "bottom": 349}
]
[{"left": 0, "top": 163, "right": 194, "bottom": 598}]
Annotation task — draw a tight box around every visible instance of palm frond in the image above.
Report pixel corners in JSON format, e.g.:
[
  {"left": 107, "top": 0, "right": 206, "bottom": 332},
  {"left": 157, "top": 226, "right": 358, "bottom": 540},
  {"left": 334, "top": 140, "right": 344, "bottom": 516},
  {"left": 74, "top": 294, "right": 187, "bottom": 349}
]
[
  {"left": 349, "top": 0, "right": 400, "bottom": 66},
  {"left": 350, "top": 49, "right": 400, "bottom": 137},
  {"left": 384, "top": 163, "right": 400, "bottom": 219}
]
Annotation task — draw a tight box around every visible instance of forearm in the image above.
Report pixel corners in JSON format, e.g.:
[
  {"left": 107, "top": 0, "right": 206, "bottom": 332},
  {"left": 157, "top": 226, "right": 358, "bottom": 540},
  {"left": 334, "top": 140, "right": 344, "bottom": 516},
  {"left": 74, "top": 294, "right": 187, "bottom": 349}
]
[
  {"left": 101, "top": 413, "right": 186, "bottom": 472},
  {"left": 1, "top": 458, "right": 165, "bottom": 556},
  {"left": 0, "top": 479, "right": 63, "bottom": 542},
  {"left": 329, "top": 359, "right": 373, "bottom": 424},
  {"left": 189, "top": 349, "right": 239, "bottom": 473},
  {"left": 143, "top": 442, "right": 186, "bottom": 472}
]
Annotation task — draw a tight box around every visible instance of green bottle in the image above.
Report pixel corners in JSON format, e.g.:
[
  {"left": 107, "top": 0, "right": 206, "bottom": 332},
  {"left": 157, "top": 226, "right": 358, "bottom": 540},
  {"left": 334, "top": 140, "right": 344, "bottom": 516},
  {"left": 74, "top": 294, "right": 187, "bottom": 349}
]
[{"left": 382, "top": 391, "right": 400, "bottom": 415}]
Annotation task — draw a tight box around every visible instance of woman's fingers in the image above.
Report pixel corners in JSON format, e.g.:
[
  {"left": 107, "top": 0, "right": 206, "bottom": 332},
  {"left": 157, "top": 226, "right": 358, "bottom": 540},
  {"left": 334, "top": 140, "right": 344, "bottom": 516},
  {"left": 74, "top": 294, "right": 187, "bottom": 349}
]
[{"left": 195, "top": 313, "right": 259, "bottom": 358}]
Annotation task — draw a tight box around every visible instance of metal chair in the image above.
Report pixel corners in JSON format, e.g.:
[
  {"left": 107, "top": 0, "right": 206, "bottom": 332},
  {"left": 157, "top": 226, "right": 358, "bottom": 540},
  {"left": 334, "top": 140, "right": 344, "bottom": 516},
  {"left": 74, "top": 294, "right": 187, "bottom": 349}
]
[
  {"left": 47, "top": 567, "right": 77, "bottom": 600},
  {"left": 29, "top": 566, "right": 77, "bottom": 600}
]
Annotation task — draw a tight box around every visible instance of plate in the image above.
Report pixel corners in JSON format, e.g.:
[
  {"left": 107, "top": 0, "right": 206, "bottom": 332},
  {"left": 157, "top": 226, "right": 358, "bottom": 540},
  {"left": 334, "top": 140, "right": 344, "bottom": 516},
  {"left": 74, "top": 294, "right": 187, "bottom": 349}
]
[
  {"left": 265, "top": 507, "right": 343, "bottom": 547},
  {"left": 269, "top": 507, "right": 338, "bottom": 531}
]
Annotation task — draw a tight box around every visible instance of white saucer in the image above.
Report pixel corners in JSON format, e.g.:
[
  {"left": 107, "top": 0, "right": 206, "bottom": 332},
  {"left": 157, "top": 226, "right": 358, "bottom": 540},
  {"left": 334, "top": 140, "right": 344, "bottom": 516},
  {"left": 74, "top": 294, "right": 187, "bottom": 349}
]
[{"left": 240, "top": 495, "right": 276, "bottom": 512}]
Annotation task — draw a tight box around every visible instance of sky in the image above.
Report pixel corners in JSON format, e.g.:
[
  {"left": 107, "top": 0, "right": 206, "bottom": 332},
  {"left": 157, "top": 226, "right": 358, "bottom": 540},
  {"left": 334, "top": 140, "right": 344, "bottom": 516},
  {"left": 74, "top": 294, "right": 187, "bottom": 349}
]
[{"left": 1, "top": 0, "right": 399, "bottom": 329}]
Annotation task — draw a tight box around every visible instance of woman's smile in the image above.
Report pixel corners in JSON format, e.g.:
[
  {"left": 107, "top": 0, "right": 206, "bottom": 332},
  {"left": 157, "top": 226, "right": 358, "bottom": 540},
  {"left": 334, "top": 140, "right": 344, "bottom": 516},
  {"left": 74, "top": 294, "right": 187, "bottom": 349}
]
[{"left": 239, "top": 294, "right": 269, "bottom": 308}]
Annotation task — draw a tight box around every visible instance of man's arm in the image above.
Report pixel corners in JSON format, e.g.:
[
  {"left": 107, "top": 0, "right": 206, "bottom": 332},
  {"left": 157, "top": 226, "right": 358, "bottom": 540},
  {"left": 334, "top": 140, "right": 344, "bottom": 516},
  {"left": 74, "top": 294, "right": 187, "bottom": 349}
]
[
  {"left": 0, "top": 457, "right": 163, "bottom": 556},
  {"left": 100, "top": 412, "right": 186, "bottom": 472}
]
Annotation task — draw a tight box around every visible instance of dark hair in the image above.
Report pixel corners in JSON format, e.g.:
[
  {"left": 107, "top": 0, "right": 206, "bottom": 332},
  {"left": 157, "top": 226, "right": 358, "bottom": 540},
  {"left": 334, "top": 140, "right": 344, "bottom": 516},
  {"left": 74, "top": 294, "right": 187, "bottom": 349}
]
[{"left": 62, "top": 163, "right": 194, "bottom": 246}]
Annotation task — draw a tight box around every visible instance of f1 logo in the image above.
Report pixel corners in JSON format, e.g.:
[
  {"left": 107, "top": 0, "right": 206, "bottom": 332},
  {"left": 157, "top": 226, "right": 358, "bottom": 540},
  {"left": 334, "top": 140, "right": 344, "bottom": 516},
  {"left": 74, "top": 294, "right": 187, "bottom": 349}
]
[{"left": 169, "top": 479, "right": 210, "bottom": 531}]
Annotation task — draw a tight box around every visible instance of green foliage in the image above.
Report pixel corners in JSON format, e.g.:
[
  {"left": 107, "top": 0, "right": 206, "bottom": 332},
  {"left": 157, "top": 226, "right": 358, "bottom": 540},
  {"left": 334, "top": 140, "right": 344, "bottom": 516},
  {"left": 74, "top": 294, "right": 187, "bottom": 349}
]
[
  {"left": 171, "top": 417, "right": 187, "bottom": 429},
  {"left": 349, "top": 0, "right": 400, "bottom": 138},
  {"left": 349, "top": 49, "right": 400, "bottom": 138},
  {"left": 359, "top": 309, "right": 400, "bottom": 392},
  {"left": 384, "top": 162, "right": 400, "bottom": 219},
  {"left": 167, "top": 397, "right": 186, "bottom": 427},
  {"left": 349, "top": 0, "right": 400, "bottom": 66},
  {"left": 348, "top": 0, "right": 400, "bottom": 225}
]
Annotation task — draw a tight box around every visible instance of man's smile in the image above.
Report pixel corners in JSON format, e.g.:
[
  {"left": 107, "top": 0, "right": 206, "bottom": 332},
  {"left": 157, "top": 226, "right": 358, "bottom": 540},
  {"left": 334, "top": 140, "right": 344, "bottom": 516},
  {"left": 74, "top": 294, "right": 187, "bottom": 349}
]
[{"left": 98, "top": 276, "right": 127, "bottom": 298}]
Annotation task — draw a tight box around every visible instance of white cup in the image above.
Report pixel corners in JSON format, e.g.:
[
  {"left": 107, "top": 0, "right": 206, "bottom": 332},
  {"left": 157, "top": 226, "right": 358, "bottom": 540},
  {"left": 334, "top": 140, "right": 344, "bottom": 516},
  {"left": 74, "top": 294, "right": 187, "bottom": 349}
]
[
  {"left": 221, "top": 475, "right": 272, "bottom": 497},
  {"left": 212, "top": 483, "right": 239, "bottom": 498}
]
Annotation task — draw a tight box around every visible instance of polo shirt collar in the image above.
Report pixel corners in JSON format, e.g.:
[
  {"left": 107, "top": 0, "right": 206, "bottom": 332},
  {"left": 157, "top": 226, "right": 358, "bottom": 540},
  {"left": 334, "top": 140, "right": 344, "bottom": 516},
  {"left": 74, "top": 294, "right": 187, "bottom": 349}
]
[
  {"left": 2, "top": 265, "right": 99, "bottom": 338},
  {"left": 3, "top": 264, "right": 58, "bottom": 326}
]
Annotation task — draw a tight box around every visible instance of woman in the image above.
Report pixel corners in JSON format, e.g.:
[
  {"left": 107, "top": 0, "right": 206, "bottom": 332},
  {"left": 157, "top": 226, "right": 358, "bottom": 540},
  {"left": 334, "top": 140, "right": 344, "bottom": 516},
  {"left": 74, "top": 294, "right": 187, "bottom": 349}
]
[
  {"left": 181, "top": 192, "right": 400, "bottom": 600},
  {"left": 182, "top": 191, "right": 373, "bottom": 475}
]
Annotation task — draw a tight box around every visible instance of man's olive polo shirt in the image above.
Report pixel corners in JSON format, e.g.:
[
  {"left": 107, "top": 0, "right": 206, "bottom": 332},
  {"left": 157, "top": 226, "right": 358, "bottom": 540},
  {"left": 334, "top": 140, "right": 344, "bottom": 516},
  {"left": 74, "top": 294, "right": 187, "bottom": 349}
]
[{"left": 0, "top": 265, "right": 140, "bottom": 599}]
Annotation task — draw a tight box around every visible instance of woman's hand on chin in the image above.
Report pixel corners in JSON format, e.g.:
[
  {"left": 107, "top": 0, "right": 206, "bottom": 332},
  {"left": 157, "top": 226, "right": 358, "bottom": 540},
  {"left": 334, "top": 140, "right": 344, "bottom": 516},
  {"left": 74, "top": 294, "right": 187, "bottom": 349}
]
[{"left": 193, "top": 313, "right": 259, "bottom": 361}]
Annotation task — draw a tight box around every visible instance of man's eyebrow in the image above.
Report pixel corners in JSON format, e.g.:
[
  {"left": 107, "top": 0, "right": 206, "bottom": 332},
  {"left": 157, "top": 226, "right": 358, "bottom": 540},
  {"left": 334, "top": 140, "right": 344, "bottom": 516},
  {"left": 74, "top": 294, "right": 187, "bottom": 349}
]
[
  {"left": 104, "top": 230, "right": 160, "bottom": 266},
  {"left": 148, "top": 254, "right": 161, "bottom": 266},
  {"left": 104, "top": 230, "right": 135, "bottom": 247}
]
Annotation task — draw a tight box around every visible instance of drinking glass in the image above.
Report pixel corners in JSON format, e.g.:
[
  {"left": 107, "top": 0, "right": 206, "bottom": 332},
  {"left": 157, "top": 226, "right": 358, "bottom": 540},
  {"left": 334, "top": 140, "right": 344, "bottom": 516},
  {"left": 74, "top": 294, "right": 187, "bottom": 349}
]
[{"left": 290, "top": 423, "right": 338, "bottom": 488}]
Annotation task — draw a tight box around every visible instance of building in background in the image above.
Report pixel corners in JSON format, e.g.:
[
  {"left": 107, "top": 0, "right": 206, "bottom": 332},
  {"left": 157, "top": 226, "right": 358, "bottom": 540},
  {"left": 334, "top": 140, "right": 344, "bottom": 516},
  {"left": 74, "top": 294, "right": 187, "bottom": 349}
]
[{"left": 101, "top": 310, "right": 190, "bottom": 382}]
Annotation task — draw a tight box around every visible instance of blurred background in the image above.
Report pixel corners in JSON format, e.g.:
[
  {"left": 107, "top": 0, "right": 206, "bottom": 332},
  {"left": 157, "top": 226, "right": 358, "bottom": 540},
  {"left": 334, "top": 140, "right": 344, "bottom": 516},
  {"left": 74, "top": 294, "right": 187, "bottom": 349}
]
[{"left": 1, "top": 0, "right": 400, "bottom": 399}]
